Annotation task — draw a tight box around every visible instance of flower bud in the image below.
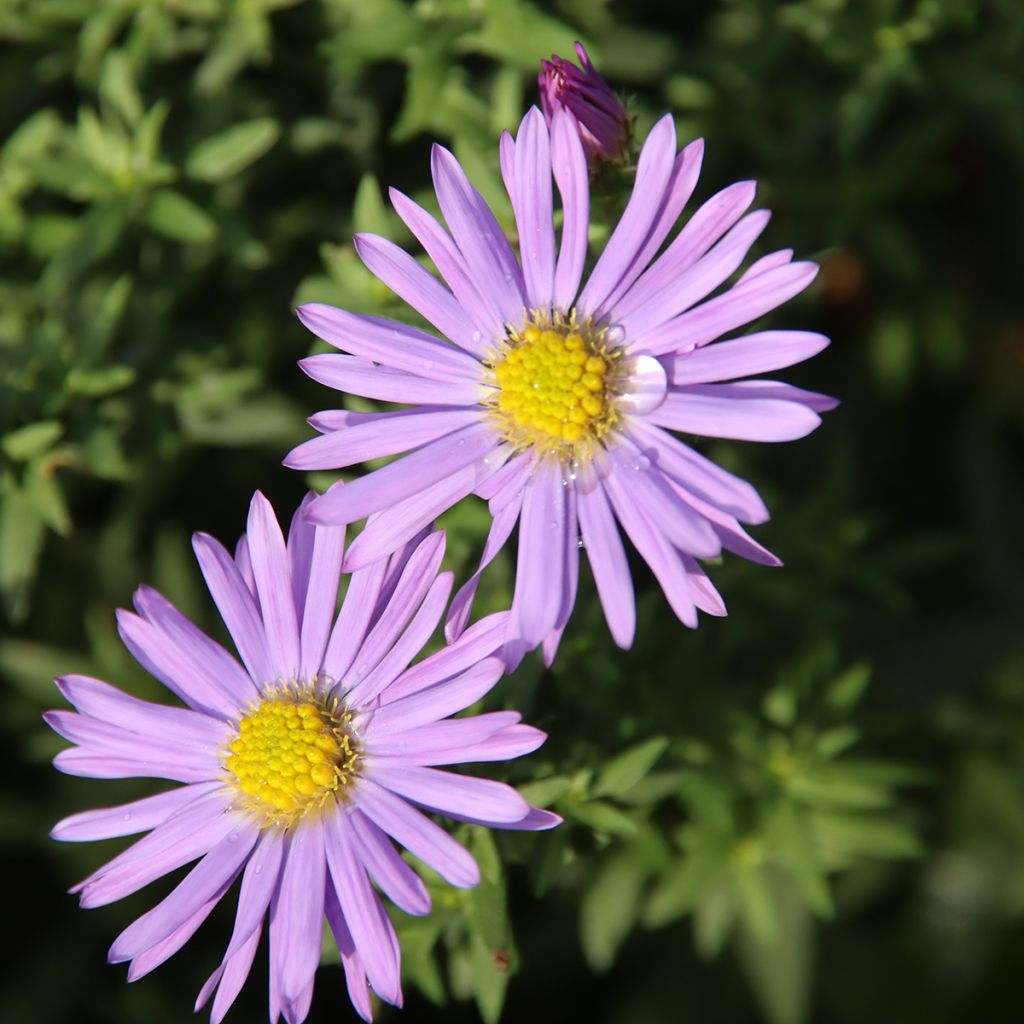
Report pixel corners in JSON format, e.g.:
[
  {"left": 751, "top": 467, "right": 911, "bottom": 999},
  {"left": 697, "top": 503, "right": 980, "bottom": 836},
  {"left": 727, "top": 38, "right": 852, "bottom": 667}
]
[{"left": 539, "top": 42, "right": 631, "bottom": 166}]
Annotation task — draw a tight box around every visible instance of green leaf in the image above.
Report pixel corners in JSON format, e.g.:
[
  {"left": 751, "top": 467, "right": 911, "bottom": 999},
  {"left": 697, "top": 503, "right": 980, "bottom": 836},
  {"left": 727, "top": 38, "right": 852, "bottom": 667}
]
[
  {"left": 770, "top": 801, "right": 834, "bottom": 917},
  {"left": 736, "top": 872, "right": 815, "bottom": 1024},
  {"left": 579, "top": 853, "right": 646, "bottom": 971},
  {"left": 592, "top": 736, "right": 669, "bottom": 798},
  {"left": 469, "top": 934, "right": 510, "bottom": 1024},
  {"left": 352, "top": 173, "right": 391, "bottom": 235},
  {"left": 467, "top": 829, "right": 508, "bottom": 951},
  {"left": 518, "top": 774, "right": 574, "bottom": 807},
  {"left": 0, "top": 488, "right": 46, "bottom": 622},
  {"left": 570, "top": 799, "right": 638, "bottom": 837},
  {"left": 99, "top": 51, "right": 143, "bottom": 126},
  {"left": 186, "top": 118, "right": 281, "bottom": 183},
  {"left": 2, "top": 421, "right": 64, "bottom": 461},
  {"left": 824, "top": 662, "right": 872, "bottom": 714},
  {"left": 65, "top": 365, "right": 136, "bottom": 397},
  {"left": 146, "top": 189, "right": 217, "bottom": 244}
]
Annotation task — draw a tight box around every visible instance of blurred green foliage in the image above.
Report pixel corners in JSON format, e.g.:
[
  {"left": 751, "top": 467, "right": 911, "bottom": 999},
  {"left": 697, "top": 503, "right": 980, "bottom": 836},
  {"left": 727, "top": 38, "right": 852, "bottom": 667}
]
[{"left": 2, "top": 0, "right": 1023, "bottom": 1022}]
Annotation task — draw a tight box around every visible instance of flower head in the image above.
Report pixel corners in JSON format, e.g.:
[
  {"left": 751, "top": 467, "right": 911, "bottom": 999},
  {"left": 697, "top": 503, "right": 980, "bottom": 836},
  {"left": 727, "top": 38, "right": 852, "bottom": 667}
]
[
  {"left": 287, "top": 108, "right": 836, "bottom": 664},
  {"left": 47, "top": 492, "right": 556, "bottom": 1024},
  {"left": 539, "top": 42, "right": 630, "bottom": 165}
]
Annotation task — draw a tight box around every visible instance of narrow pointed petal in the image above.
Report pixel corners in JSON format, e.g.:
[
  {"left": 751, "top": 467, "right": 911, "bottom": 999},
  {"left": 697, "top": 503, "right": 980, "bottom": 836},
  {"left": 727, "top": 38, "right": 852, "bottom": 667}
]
[
  {"left": 510, "top": 107, "right": 556, "bottom": 311},
  {"left": 551, "top": 108, "right": 590, "bottom": 308},
  {"left": 578, "top": 483, "right": 636, "bottom": 649}
]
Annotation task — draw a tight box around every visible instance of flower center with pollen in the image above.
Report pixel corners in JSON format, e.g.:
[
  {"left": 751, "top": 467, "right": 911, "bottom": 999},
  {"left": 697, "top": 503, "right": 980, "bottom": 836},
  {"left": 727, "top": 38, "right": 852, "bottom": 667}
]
[
  {"left": 489, "top": 314, "right": 621, "bottom": 453},
  {"left": 225, "top": 690, "right": 358, "bottom": 826}
]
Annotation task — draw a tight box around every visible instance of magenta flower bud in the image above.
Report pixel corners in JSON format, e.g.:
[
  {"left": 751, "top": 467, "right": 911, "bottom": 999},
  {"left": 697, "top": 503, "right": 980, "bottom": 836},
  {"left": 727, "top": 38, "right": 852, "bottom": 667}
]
[{"left": 539, "top": 42, "right": 631, "bottom": 166}]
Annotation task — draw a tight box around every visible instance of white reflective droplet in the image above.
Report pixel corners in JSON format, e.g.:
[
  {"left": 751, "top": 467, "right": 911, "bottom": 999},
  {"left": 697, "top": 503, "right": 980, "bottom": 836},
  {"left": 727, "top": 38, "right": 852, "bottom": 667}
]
[
  {"left": 632, "top": 454, "right": 651, "bottom": 472},
  {"left": 122, "top": 813, "right": 132, "bottom": 822}
]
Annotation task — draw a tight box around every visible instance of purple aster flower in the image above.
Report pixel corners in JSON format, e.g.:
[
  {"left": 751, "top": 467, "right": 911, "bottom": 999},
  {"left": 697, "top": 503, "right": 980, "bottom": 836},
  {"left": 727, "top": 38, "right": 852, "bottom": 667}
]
[
  {"left": 286, "top": 108, "right": 836, "bottom": 663},
  {"left": 47, "top": 491, "right": 556, "bottom": 1024},
  {"left": 539, "top": 42, "right": 630, "bottom": 165}
]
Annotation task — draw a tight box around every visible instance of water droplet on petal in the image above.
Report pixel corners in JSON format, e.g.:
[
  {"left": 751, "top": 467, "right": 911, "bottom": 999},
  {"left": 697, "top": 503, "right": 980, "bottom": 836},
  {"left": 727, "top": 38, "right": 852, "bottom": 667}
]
[
  {"left": 122, "top": 813, "right": 132, "bottom": 822},
  {"left": 254, "top": 864, "right": 263, "bottom": 875},
  {"left": 632, "top": 454, "right": 651, "bottom": 472}
]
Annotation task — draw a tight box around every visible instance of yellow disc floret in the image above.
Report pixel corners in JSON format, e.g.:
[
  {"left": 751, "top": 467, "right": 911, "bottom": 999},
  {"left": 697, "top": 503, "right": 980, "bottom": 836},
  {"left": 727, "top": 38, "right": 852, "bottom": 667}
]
[
  {"left": 488, "top": 313, "right": 622, "bottom": 455},
  {"left": 224, "top": 688, "right": 358, "bottom": 827}
]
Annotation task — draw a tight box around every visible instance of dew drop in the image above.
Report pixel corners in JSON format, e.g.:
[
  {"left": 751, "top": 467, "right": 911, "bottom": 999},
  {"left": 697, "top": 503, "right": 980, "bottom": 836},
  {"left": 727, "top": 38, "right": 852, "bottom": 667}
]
[
  {"left": 577, "top": 537, "right": 585, "bottom": 549},
  {"left": 254, "top": 864, "right": 263, "bottom": 875},
  {"left": 121, "top": 813, "right": 132, "bottom": 822},
  {"left": 632, "top": 454, "right": 651, "bottom": 472},
  {"left": 456, "top": 438, "right": 465, "bottom": 447}
]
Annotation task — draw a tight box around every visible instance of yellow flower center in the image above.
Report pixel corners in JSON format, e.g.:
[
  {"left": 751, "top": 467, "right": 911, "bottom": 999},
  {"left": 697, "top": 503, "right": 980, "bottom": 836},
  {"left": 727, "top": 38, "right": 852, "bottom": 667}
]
[
  {"left": 225, "top": 688, "right": 358, "bottom": 827},
  {"left": 488, "top": 314, "right": 621, "bottom": 454}
]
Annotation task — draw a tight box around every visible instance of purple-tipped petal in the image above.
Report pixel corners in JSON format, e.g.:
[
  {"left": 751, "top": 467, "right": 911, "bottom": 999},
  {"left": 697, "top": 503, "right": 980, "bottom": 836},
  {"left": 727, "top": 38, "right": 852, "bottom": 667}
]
[
  {"left": 353, "top": 232, "right": 482, "bottom": 353},
  {"left": 349, "top": 810, "right": 431, "bottom": 916},
  {"left": 551, "top": 108, "right": 590, "bottom": 308},
  {"left": 324, "top": 813, "right": 402, "bottom": 1005},
  {"left": 650, "top": 387, "right": 822, "bottom": 442},
  {"left": 371, "top": 763, "right": 530, "bottom": 824},
  {"left": 354, "top": 777, "right": 479, "bottom": 888},
  {"left": 667, "top": 330, "right": 831, "bottom": 385},
  {"left": 578, "top": 483, "right": 636, "bottom": 649},
  {"left": 510, "top": 107, "right": 556, "bottom": 311},
  {"left": 296, "top": 302, "right": 483, "bottom": 378},
  {"left": 192, "top": 532, "right": 274, "bottom": 687}
]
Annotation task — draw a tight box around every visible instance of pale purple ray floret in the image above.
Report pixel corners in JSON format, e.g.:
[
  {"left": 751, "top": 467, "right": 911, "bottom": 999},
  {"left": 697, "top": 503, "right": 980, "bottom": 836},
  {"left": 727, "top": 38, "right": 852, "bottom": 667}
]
[
  {"left": 46, "top": 491, "right": 556, "bottom": 1024},
  {"left": 287, "top": 106, "right": 837, "bottom": 664}
]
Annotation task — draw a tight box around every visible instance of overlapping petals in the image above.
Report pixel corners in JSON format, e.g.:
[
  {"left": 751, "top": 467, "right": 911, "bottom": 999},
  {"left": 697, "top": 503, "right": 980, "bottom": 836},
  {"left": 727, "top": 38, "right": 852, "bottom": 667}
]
[
  {"left": 47, "top": 492, "right": 556, "bottom": 1023},
  {"left": 288, "top": 106, "right": 835, "bottom": 661}
]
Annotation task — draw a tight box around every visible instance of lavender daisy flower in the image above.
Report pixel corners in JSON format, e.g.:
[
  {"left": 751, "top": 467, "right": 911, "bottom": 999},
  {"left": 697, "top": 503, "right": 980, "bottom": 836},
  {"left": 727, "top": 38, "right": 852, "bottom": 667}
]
[
  {"left": 287, "top": 108, "right": 836, "bottom": 662},
  {"left": 539, "top": 42, "right": 631, "bottom": 166},
  {"left": 47, "top": 492, "right": 556, "bottom": 1024}
]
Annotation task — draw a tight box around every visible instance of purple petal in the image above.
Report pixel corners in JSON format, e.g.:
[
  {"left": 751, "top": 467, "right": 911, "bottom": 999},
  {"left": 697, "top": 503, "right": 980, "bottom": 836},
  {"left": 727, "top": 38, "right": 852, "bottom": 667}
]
[
  {"left": 445, "top": 491, "right": 522, "bottom": 642},
  {"left": 50, "top": 784, "right": 217, "bottom": 844},
  {"left": 430, "top": 144, "right": 526, "bottom": 325},
  {"left": 300, "top": 352, "right": 482, "bottom": 406},
  {"left": 131, "top": 587, "right": 256, "bottom": 714},
  {"left": 702, "top": 378, "right": 839, "bottom": 412},
  {"left": 324, "top": 813, "right": 401, "bottom": 1004},
  {"left": 601, "top": 139, "right": 706, "bottom": 313},
  {"left": 551, "top": 108, "right": 590, "bottom": 308},
  {"left": 127, "top": 882, "right": 230, "bottom": 981},
  {"left": 637, "top": 261, "right": 820, "bottom": 357},
  {"left": 370, "top": 763, "right": 530, "bottom": 824},
  {"left": 353, "top": 777, "right": 480, "bottom": 888},
  {"left": 602, "top": 471, "right": 698, "bottom": 628},
  {"left": 615, "top": 179, "right": 756, "bottom": 320},
  {"left": 577, "top": 114, "right": 677, "bottom": 315},
  {"left": 345, "top": 572, "right": 453, "bottom": 706},
  {"left": 192, "top": 533, "right": 274, "bottom": 686},
  {"left": 649, "top": 387, "right": 822, "bottom": 441},
  {"left": 388, "top": 189, "right": 505, "bottom": 344},
  {"left": 54, "top": 674, "right": 228, "bottom": 749},
  {"left": 510, "top": 107, "right": 556, "bottom": 311},
  {"left": 306, "top": 423, "right": 496, "bottom": 527},
  {"left": 626, "top": 419, "right": 769, "bottom": 523},
  {"left": 426, "top": 722, "right": 547, "bottom": 765},
  {"left": 667, "top": 330, "right": 830, "bottom": 385},
  {"left": 341, "top": 531, "right": 446, "bottom": 688},
  {"left": 541, "top": 481, "right": 580, "bottom": 666},
  {"left": 322, "top": 557, "right": 388, "bottom": 684},
  {"left": 271, "top": 823, "right": 327, "bottom": 1009},
  {"left": 368, "top": 710, "right": 519, "bottom": 762},
  {"left": 246, "top": 492, "right": 301, "bottom": 681},
  {"left": 366, "top": 657, "right": 505, "bottom": 737},
  {"left": 296, "top": 521, "right": 345, "bottom": 684},
  {"left": 383, "top": 612, "right": 508, "bottom": 703},
  {"left": 287, "top": 407, "right": 482, "bottom": 473},
  {"left": 619, "top": 209, "right": 772, "bottom": 342},
  {"left": 296, "top": 302, "right": 483, "bottom": 378},
  {"left": 74, "top": 792, "right": 235, "bottom": 908},
  {"left": 354, "top": 232, "right": 482, "bottom": 353},
  {"left": 577, "top": 483, "right": 636, "bottom": 649},
  {"left": 737, "top": 247, "right": 793, "bottom": 284},
  {"left": 195, "top": 925, "right": 261, "bottom": 1024},
  {"left": 348, "top": 809, "right": 431, "bottom": 916},
  {"left": 339, "top": 460, "right": 490, "bottom": 570},
  {"left": 108, "top": 823, "right": 257, "bottom": 961},
  {"left": 682, "top": 554, "right": 727, "bottom": 616},
  {"left": 114, "top": 611, "right": 244, "bottom": 723},
  {"left": 324, "top": 888, "right": 375, "bottom": 1022},
  {"left": 511, "top": 460, "right": 566, "bottom": 648},
  {"left": 223, "top": 827, "right": 285, "bottom": 959}
]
